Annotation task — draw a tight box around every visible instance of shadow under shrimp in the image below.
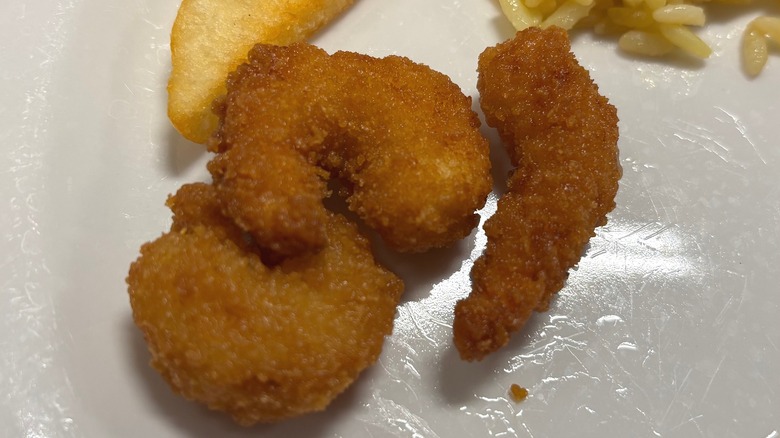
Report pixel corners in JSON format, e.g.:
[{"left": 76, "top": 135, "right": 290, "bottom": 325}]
[
  {"left": 126, "top": 315, "right": 367, "bottom": 436},
  {"left": 126, "top": 316, "right": 254, "bottom": 437},
  {"left": 375, "top": 238, "right": 475, "bottom": 305},
  {"left": 165, "top": 125, "right": 208, "bottom": 177},
  {"left": 438, "top": 311, "right": 548, "bottom": 405},
  {"left": 324, "top": 177, "right": 480, "bottom": 305}
]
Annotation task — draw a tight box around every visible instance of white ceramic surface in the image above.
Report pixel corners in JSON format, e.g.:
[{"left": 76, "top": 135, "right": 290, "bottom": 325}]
[{"left": 2, "top": 0, "right": 778, "bottom": 437}]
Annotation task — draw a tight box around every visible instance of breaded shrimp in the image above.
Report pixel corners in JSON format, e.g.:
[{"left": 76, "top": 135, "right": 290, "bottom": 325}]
[
  {"left": 127, "top": 183, "right": 403, "bottom": 424},
  {"left": 453, "top": 27, "right": 622, "bottom": 361},
  {"left": 207, "top": 43, "right": 492, "bottom": 256},
  {"left": 167, "top": 0, "right": 356, "bottom": 143}
]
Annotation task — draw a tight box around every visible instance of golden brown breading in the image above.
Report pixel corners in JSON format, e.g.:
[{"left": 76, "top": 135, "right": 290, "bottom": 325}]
[
  {"left": 128, "top": 183, "right": 403, "bottom": 424},
  {"left": 453, "top": 27, "right": 622, "bottom": 361},
  {"left": 168, "top": 0, "right": 356, "bottom": 143},
  {"left": 206, "top": 43, "right": 492, "bottom": 256}
]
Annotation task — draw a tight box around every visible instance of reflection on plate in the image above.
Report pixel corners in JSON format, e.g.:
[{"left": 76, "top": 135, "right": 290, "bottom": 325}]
[{"left": 2, "top": 0, "right": 778, "bottom": 437}]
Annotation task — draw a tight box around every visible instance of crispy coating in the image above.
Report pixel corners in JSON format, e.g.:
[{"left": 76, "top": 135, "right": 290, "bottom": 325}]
[
  {"left": 127, "top": 183, "right": 403, "bottom": 424},
  {"left": 168, "top": 0, "right": 355, "bottom": 143},
  {"left": 453, "top": 27, "right": 622, "bottom": 361},
  {"left": 207, "top": 43, "right": 492, "bottom": 256}
]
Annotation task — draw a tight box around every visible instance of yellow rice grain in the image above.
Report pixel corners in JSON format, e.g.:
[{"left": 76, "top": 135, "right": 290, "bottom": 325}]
[
  {"left": 652, "top": 5, "right": 706, "bottom": 26},
  {"left": 619, "top": 29, "right": 677, "bottom": 55},
  {"left": 658, "top": 23, "right": 712, "bottom": 58},
  {"left": 742, "top": 16, "right": 780, "bottom": 75},
  {"left": 743, "top": 27, "right": 769, "bottom": 76},
  {"left": 542, "top": 1, "right": 596, "bottom": 29}
]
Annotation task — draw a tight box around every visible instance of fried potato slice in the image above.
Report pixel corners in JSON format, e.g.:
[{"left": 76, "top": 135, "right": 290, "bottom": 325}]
[{"left": 168, "top": 0, "right": 355, "bottom": 143}]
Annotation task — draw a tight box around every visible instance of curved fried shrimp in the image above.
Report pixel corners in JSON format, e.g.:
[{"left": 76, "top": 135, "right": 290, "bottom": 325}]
[
  {"left": 207, "top": 43, "right": 492, "bottom": 256},
  {"left": 453, "top": 27, "right": 622, "bottom": 361},
  {"left": 127, "top": 183, "right": 403, "bottom": 424}
]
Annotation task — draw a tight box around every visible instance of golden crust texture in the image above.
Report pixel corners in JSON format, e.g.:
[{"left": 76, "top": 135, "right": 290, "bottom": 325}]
[
  {"left": 168, "top": 0, "right": 355, "bottom": 143},
  {"left": 127, "top": 183, "right": 403, "bottom": 424},
  {"left": 206, "top": 42, "right": 492, "bottom": 256},
  {"left": 453, "top": 27, "right": 622, "bottom": 361}
]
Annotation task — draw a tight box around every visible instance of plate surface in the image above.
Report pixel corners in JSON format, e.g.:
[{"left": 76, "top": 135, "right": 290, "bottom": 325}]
[{"left": 2, "top": 1, "right": 779, "bottom": 437}]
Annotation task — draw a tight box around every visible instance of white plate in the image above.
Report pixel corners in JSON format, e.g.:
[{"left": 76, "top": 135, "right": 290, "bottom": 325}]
[{"left": 2, "top": 0, "right": 779, "bottom": 437}]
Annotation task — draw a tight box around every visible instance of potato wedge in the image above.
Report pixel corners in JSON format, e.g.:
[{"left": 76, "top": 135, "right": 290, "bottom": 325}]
[{"left": 168, "top": 0, "right": 355, "bottom": 143}]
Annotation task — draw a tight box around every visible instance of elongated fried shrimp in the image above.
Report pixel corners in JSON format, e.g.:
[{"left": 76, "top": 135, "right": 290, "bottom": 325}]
[
  {"left": 453, "top": 27, "right": 622, "bottom": 361},
  {"left": 207, "top": 43, "right": 492, "bottom": 256},
  {"left": 127, "top": 183, "right": 403, "bottom": 424}
]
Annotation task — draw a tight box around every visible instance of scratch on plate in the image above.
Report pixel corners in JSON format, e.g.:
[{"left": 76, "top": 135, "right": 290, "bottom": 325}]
[
  {"left": 669, "top": 414, "right": 705, "bottom": 435},
  {"left": 699, "top": 354, "right": 726, "bottom": 404},
  {"left": 617, "top": 221, "right": 652, "bottom": 241},
  {"left": 713, "top": 296, "right": 734, "bottom": 326},
  {"left": 370, "top": 395, "right": 441, "bottom": 438},
  {"left": 661, "top": 367, "right": 693, "bottom": 425},
  {"left": 766, "top": 334, "right": 779, "bottom": 353},
  {"left": 405, "top": 306, "right": 437, "bottom": 346},
  {"left": 643, "top": 224, "right": 670, "bottom": 241},
  {"left": 715, "top": 106, "right": 767, "bottom": 166},
  {"left": 520, "top": 421, "right": 536, "bottom": 438}
]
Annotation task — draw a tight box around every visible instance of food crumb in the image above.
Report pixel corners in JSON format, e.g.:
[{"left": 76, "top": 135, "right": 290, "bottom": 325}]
[{"left": 509, "top": 384, "right": 528, "bottom": 402}]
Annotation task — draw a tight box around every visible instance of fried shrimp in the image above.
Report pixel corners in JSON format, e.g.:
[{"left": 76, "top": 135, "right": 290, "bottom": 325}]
[
  {"left": 453, "top": 27, "right": 621, "bottom": 361},
  {"left": 167, "top": 0, "right": 355, "bottom": 143},
  {"left": 207, "top": 43, "right": 492, "bottom": 256},
  {"left": 127, "top": 183, "right": 403, "bottom": 424}
]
